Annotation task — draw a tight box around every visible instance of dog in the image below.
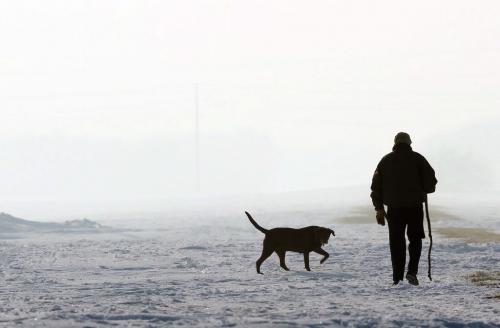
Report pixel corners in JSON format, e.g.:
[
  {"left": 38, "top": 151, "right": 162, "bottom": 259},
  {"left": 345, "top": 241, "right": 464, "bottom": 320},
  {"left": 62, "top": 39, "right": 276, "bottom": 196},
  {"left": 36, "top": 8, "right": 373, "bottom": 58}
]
[{"left": 245, "top": 211, "right": 335, "bottom": 274}]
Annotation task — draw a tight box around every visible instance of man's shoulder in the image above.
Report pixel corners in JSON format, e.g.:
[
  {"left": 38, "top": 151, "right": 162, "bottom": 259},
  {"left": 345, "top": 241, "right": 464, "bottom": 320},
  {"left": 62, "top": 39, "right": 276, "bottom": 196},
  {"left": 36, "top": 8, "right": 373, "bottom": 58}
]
[
  {"left": 412, "top": 151, "right": 428, "bottom": 162},
  {"left": 380, "top": 151, "right": 395, "bottom": 162}
]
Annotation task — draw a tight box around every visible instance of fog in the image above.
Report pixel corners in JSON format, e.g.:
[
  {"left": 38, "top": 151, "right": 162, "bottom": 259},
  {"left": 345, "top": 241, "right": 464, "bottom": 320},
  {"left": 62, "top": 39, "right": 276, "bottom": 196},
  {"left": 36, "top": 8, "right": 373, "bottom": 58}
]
[{"left": 1, "top": 0, "right": 499, "bottom": 219}]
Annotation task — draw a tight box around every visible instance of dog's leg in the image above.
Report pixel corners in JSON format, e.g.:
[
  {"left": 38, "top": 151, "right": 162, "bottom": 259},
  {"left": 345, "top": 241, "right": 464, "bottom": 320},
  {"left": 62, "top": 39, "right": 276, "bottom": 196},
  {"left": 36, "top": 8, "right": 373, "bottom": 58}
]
[
  {"left": 276, "top": 250, "right": 290, "bottom": 271},
  {"left": 304, "top": 252, "right": 311, "bottom": 271},
  {"left": 256, "top": 246, "right": 274, "bottom": 274},
  {"left": 313, "top": 248, "right": 330, "bottom": 264}
]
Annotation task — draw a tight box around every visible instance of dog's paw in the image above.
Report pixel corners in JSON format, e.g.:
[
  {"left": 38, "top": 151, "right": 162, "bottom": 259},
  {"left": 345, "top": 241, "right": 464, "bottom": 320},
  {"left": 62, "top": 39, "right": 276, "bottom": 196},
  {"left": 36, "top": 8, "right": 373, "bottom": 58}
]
[{"left": 305, "top": 267, "right": 311, "bottom": 271}]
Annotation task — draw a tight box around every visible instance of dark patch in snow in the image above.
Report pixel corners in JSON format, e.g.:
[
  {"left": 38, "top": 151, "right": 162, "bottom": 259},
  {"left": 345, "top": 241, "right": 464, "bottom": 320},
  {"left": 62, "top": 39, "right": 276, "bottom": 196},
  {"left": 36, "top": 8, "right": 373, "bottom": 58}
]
[{"left": 179, "top": 245, "right": 207, "bottom": 250}]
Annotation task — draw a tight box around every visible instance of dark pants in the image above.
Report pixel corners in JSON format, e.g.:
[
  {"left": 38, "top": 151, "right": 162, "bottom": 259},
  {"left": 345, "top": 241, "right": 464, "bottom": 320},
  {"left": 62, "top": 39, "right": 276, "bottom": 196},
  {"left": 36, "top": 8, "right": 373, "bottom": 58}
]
[{"left": 387, "top": 205, "right": 425, "bottom": 282}]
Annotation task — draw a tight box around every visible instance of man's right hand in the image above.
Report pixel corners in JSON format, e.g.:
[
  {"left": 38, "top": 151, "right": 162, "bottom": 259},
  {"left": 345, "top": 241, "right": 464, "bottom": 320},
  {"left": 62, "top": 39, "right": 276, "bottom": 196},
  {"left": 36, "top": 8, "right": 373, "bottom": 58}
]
[{"left": 376, "top": 209, "right": 386, "bottom": 226}]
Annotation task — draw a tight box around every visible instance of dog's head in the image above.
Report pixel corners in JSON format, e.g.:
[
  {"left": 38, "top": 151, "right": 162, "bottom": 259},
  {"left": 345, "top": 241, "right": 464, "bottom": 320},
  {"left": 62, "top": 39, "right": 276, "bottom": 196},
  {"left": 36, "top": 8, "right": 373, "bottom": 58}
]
[{"left": 315, "top": 227, "right": 335, "bottom": 246}]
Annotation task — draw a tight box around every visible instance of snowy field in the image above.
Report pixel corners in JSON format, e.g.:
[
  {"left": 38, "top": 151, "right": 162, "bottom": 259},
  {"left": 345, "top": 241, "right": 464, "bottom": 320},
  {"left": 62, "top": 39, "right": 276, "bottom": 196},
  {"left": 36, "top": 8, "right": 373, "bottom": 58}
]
[{"left": 0, "top": 205, "right": 499, "bottom": 327}]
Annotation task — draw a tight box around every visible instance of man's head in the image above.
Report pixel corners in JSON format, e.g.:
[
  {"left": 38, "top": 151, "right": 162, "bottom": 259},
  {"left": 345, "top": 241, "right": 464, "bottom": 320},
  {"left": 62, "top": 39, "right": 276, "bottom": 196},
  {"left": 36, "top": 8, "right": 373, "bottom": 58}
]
[{"left": 394, "top": 132, "right": 412, "bottom": 145}]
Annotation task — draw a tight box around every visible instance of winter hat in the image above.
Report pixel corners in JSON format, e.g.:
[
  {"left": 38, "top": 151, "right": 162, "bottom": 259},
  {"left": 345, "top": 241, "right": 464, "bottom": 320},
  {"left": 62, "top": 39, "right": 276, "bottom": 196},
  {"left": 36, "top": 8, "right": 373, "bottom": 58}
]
[{"left": 394, "top": 132, "right": 412, "bottom": 145}]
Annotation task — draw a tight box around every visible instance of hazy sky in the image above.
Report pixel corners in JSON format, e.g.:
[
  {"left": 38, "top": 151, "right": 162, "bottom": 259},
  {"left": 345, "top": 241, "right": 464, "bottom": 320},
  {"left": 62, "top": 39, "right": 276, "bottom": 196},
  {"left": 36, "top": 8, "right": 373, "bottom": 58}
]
[{"left": 1, "top": 0, "right": 499, "bottom": 210}]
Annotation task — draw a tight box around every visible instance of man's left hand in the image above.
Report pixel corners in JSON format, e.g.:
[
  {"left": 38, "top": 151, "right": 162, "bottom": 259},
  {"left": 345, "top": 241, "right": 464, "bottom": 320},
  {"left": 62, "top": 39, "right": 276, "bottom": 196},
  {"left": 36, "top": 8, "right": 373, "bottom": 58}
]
[{"left": 376, "top": 209, "right": 386, "bottom": 226}]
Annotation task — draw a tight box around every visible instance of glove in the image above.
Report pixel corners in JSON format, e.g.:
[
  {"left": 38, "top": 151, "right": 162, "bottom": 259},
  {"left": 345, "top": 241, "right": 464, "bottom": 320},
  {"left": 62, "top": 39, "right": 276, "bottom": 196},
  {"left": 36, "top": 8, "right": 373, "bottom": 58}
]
[{"left": 376, "top": 209, "right": 386, "bottom": 226}]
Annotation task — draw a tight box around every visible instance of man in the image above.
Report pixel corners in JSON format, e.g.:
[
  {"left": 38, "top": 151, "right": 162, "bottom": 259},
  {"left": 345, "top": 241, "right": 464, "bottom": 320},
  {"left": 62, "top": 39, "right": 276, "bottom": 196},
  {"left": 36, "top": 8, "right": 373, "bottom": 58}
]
[{"left": 370, "top": 132, "right": 437, "bottom": 286}]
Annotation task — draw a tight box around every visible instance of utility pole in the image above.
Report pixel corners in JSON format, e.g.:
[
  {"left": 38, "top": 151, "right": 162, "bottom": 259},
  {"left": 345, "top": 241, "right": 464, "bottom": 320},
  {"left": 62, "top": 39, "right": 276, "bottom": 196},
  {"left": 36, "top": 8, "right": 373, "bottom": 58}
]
[{"left": 195, "top": 82, "right": 200, "bottom": 192}]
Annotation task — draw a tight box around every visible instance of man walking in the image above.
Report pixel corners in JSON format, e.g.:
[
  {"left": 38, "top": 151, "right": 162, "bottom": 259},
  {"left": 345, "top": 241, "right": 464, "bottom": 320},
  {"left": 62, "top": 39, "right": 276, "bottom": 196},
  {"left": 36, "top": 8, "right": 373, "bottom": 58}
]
[{"left": 370, "top": 132, "right": 437, "bottom": 286}]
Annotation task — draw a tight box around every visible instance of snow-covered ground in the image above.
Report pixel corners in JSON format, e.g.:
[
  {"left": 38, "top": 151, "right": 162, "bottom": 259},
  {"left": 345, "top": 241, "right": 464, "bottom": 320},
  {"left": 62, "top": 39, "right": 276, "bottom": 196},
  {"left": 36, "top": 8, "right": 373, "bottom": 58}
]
[{"left": 0, "top": 204, "right": 498, "bottom": 327}]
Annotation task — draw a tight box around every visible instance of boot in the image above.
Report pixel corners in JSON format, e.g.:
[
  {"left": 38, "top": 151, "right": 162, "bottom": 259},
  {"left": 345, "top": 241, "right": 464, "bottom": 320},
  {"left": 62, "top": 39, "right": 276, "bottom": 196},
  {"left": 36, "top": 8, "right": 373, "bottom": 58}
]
[{"left": 406, "top": 273, "right": 419, "bottom": 286}]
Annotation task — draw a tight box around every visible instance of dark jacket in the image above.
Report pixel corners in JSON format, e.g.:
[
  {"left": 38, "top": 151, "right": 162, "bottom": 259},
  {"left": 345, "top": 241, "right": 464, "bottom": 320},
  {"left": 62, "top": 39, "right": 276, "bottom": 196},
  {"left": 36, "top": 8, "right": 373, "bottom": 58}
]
[{"left": 370, "top": 143, "right": 437, "bottom": 210}]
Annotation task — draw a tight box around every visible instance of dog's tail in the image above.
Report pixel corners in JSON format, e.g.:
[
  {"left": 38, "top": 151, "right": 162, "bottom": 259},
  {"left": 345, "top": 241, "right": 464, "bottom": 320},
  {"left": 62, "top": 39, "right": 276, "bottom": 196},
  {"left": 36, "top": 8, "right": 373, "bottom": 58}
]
[{"left": 245, "top": 211, "right": 268, "bottom": 234}]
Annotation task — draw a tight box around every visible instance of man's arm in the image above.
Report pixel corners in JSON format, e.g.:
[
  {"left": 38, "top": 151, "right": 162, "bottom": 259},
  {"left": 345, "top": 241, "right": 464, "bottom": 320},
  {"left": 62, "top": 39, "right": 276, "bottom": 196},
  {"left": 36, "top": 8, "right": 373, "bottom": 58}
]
[
  {"left": 370, "top": 164, "right": 384, "bottom": 210},
  {"left": 419, "top": 156, "right": 437, "bottom": 194},
  {"left": 370, "top": 165, "right": 386, "bottom": 226}
]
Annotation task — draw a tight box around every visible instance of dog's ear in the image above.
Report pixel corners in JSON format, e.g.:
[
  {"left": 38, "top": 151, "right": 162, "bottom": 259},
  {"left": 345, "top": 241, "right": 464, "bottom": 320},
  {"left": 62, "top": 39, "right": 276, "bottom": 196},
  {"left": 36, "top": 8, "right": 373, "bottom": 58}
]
[{"left": 315, "top": 227, "right": 331, "bottom": 245}]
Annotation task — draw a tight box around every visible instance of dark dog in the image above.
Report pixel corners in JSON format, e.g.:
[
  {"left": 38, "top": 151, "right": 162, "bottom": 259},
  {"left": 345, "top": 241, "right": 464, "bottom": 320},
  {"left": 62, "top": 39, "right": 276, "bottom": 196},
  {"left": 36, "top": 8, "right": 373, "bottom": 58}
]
[{"left": 245, "top": 211, "right": 335, "bottom": 274}]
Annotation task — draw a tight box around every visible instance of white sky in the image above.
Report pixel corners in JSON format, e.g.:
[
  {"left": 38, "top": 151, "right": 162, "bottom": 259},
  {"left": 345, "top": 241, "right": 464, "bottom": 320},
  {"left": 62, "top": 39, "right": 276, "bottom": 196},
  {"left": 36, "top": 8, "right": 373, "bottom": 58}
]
[{"left": 1, "top": 0, "right": 499, "bottom": 214}]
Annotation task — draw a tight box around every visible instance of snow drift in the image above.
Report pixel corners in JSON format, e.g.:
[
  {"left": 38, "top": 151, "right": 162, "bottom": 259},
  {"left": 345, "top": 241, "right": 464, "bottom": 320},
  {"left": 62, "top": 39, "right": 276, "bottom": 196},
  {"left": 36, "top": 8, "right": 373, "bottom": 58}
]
[{"left": 0, "top": 212, "right": 111, "bottom": 234}]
